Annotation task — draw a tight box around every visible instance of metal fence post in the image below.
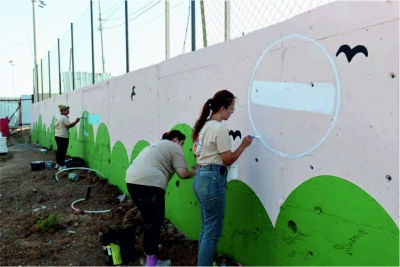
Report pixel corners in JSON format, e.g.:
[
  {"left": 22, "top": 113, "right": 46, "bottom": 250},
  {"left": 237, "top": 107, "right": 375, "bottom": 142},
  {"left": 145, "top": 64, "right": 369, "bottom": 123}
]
[
  {"left": 40, "top": 59, "right": 44, "bottom": 100},
  {"left": 32, "top": 0, "right": 39, "bottom": 102},
  {"left": 71, "top": 23, "right": 75, "bottom": 90},
  {"left": 48, "top": 51, "right": 51, "bottom": 98},
  {"left": 191, "top": 0, "right": 196, "bottom": 51},
  {"left": 165, "top": 0, "right": 170, "bottom": 59},
  {"left": 90, "top": 0, "right": 95, "bottom": 84},
  {"left": 200, "top": 0, "right": 207, "bottom": 47},
  {"left": 224, "top": 0, "right": 231, "bottom": 41},
  {"left": 125, "top": 0, "right": 129, "bottom": 73},
  {"left": 58, "top": 38, "right": 61, "bottom": 94}
]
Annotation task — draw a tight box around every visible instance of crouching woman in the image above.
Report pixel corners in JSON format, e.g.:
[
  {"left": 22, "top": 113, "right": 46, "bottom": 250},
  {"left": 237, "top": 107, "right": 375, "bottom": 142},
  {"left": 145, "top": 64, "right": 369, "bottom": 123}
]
[{"left": 125, "top": 130, "right": 198, "bottom": 266}]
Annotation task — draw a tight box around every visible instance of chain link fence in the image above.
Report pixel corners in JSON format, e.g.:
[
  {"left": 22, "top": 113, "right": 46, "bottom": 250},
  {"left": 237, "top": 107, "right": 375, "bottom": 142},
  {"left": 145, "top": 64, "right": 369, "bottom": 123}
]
[{"left": 34, "top": 0, "right": 333, "bottom": 102}]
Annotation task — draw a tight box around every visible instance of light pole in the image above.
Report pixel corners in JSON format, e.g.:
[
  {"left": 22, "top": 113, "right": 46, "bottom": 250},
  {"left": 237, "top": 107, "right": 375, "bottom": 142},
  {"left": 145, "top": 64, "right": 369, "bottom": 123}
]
[
  {"left": 9, "top": 61, "right": 15, "bottom": 97},
  {"left": 32, "top": 0, "right": 39, "bottom": 102}
]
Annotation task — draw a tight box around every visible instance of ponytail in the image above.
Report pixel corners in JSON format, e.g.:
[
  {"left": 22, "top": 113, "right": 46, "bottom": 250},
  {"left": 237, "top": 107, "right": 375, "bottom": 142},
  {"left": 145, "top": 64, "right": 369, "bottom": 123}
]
[{"left": 192, "top": 102, "right": 211, "bottom": 141}]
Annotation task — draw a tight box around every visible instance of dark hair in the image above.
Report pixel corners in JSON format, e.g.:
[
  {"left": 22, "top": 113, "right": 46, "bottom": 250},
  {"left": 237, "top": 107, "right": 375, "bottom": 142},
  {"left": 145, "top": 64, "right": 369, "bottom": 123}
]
[
  {"left": 192, "top": 90, "right": 235, "bottom": 141},
  {"left": 162, "top": 130, "right": 186, "bottom": 141}
]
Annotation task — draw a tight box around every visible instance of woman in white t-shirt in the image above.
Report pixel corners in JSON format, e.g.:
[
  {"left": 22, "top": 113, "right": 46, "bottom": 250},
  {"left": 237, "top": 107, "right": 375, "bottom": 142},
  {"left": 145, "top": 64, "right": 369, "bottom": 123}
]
[
  {"left": 125, "top": 130, "right": 198, "bottom": 266},
  {"left": 54, "top": 104, "right": 80, "bottom": 171},
  {"left": 192, "top": 90, "right": 253, "bottom": 266}
]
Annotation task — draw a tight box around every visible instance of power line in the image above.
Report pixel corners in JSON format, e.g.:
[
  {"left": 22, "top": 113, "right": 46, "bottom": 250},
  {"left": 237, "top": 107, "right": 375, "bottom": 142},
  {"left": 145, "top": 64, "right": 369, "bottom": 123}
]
[
  {"left": 0, "top": 41, "right": 31, "bottom": 53},
  {"left": 103, "top": 1, "right": 156, "bottom": 22},
  {"left": 99, "top": 1, "right": 185, "bottom": 51},
  {"left": 102, "top": 1, "right": 161, "bottom": 30},
  {"left": 102, "top": 1, "right": 125, "bottom": 21}
]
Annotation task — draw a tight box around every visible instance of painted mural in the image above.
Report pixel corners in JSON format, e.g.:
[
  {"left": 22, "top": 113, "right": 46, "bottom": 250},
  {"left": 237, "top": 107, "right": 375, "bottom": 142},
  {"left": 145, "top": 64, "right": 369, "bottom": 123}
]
[{"left": 31, "top": 1, "right": 399, "bottom": 266}]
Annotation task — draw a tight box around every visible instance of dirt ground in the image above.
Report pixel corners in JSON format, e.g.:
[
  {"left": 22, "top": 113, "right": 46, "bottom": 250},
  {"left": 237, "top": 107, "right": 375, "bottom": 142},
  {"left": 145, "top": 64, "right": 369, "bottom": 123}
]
[{"left": 0, "top": 129, "right": 238, "bottom": 266}]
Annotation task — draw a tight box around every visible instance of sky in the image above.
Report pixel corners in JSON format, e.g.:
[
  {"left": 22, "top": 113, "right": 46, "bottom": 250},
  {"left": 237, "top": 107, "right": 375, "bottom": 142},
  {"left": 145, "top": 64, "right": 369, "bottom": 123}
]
[
  {"left": 0, "top": 0, "right": 90, "bottom": 98},
  {"left": 0, "top": 0, "right": 332, "bottom": 98}
]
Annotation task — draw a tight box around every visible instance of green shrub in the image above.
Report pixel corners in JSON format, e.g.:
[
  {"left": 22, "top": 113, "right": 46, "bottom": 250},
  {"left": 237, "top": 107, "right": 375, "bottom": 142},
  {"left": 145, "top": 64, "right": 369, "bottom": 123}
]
[{"left": 36, "top": 214, "right": 59, "bottom": 231}]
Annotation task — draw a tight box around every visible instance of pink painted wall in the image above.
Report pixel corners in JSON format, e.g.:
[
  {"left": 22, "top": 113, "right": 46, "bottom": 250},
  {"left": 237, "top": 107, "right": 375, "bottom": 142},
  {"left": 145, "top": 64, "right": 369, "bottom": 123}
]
[{"left": 32, "top": 1, "right": 399, "bottom": 264}]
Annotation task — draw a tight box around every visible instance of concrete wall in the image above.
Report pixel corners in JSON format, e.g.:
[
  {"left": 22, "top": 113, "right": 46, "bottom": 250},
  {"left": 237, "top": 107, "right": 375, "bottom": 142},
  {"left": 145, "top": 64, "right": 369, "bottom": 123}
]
[{"left": 31, "top": 1, "right": 399, "bottom": 265}]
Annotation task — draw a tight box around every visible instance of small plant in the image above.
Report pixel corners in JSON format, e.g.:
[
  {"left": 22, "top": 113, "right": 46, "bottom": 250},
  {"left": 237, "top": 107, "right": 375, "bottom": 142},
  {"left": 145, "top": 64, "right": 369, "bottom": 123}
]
[{"left": 36, "top": 214, "right": 59, "bottom": 231}]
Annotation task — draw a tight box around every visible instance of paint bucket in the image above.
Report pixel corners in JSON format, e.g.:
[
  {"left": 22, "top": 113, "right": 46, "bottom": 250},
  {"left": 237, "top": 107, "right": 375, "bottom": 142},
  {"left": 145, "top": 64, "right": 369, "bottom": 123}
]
[
  {"left": 100, "top": 228, "right": 136, "bottom": 266},
  {"left": 227, "top": 164, "right": 239, "bottom": 180},
  {"left": 31, "top": 161, "right": 45, "bottom": 171},
  {"left": 45, "top": 161, "right": 53, "bottom": 169},
  {"left": 0, "top": 137, "right": 8, "bottom": 154}
]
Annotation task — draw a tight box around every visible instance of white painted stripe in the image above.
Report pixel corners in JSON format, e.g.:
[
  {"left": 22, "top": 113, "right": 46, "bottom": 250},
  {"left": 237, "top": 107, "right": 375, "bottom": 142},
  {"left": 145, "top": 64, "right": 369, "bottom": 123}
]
[{"left": 251, "top": 81, "right": 336, "bottom": 114}]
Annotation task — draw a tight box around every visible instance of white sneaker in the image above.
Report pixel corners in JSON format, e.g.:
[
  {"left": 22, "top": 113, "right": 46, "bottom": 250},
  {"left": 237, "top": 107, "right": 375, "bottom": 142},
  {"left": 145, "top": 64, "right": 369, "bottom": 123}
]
[
  {"left": 54, "top": 164, "right": 59, "bottom": 169},
  {"left": 58, "top": 166, "right": 67, "bottom": 171}
]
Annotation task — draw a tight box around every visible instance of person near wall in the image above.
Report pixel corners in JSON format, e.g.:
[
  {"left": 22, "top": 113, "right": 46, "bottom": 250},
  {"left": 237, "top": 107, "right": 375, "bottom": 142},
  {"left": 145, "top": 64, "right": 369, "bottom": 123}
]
[
  {"left": 54, "top": 104, "right": 80, "bottom": 171},
  {"left": 125, "top": 130, "right": 198, "bottom": 267},
  {"left": 192, "top": 90, "right": 253, "bottom": 266}
]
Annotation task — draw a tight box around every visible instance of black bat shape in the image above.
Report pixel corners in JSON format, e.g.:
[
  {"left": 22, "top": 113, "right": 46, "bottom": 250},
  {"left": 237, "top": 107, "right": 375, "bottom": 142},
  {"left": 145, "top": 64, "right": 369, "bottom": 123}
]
[
  {"left": 336, "top": 44, "right": 368, "bottom": 63},
  {"left": 229, "top": 130, "right": 242, "bottom": 140},
  {"left": 131, "top": 86, "right": 136, "bottom": 101}
]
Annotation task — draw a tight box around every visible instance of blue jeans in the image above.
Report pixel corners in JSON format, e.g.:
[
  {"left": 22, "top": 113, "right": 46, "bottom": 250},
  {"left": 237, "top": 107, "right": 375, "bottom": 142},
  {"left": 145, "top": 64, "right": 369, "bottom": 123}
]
[{"left": 193, "top": 165, "right": 227, "bottom": 266}]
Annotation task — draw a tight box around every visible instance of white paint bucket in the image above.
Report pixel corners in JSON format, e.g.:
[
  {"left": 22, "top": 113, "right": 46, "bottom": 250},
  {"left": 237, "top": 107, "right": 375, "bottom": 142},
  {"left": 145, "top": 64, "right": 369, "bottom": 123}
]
[
  {"left": 0, "top": 137, "right": 8, "bottom": 154},
  {"left": 227, "top": 164, "right": 239, "bottom": 180}
]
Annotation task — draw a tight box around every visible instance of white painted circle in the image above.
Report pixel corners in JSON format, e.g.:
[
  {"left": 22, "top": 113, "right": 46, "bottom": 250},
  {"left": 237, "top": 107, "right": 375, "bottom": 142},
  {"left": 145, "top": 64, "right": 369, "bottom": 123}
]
[{"left": 247, "top": 34, "right": 341, "bottom": 159}]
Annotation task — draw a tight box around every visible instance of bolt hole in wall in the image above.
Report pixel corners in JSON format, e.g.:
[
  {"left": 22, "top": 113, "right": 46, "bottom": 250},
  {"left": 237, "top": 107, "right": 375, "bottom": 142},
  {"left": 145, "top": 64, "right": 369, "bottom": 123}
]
[
  {"left": 175, "top": 180, "right": 180, "bottom": 188},
  {"left": 386, "top": 175, "right": 392, "bottom": 183},
  {"left": 389, "top": 72, "right": 396, "bottom": 79},
  {"left": 288, "top": 220, "right": 297, "bottom": 233},
  {"left": 310, "top": 82, "right": 314, "bottom": 87},
  {"left": 310, "top": 165, "right": 314, "bottom": 170},
  {"left": 255, "top": 158, "right": 258, "bottom": 162}
]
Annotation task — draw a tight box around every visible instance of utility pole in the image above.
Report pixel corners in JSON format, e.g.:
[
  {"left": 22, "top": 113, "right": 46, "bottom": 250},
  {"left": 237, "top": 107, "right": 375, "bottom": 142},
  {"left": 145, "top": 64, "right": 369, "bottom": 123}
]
[
  {"left": 98, "top": 0, "right": 105, "bottom": 73},
  {"left": 32, "top": 0, "right": 39, "bottom": 102}
]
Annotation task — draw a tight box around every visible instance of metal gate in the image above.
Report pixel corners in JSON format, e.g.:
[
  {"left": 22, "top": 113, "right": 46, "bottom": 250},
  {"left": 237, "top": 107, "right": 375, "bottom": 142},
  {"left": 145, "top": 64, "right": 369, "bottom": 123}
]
[{"left": 0, "top": 95, "right": 33, "bottom": 129}]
